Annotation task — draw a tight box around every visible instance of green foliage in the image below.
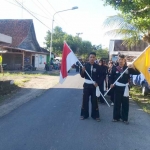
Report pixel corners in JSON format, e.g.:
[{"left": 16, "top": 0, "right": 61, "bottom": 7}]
[
  {"left": 130, "top": 86, "right": 150, "bottom": 114},
  {"left": 44, "top": 26, "right": 107, "bottom": 57},
  {"left": 103, "top": 14, "right": 142, "bottom": 46},
  {"left": 103, "top": 0, "right": 150, "bottom": 46},
  {"left": 95, "top": 47, "right": 108, "bottom": 59}
]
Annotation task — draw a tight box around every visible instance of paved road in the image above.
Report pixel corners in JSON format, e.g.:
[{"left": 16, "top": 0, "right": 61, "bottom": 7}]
[{"left": 0, "top": 69, "right": 150, "bottom": 150}]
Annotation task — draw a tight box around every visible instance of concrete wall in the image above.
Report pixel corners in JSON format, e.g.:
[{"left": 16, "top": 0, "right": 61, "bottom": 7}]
[{"left": 34, "top": 54, "right": 46, "bottom": 69}]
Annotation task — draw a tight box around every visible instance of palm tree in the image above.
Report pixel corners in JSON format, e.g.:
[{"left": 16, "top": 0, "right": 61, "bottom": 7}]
[{"left": 103, "top": 14, "right": 150, "bottom": 46}]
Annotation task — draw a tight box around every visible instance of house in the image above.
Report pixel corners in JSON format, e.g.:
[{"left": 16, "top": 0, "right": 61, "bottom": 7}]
[
  {"left": 109, "top": 39, "right": 148, "bottom": 63},
  {"left": 0, "top": 19, "right": 52, "bottom": 70}
]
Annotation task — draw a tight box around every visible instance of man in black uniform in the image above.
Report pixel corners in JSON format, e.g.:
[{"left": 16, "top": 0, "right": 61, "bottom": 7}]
[
  {"left": 110, "top": 54, "right": 140, "bottom": 124},
  {"left": 98, "top": 59, "right": 108, "bottom": 103},
  {"left": 107, "top": 61, "right": 115, "bottom": 105},
  {"left": 80, "top": 52, "right": 101, "bottom": 122}
]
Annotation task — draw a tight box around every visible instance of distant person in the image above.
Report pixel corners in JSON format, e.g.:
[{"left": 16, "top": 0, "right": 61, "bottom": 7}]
[
  {"left": 98, "top": 59, "right": 107, "bottom": 104},
  {"left": 107, "top": 61, "right": 115, "bottom": 106},
  {"left": 44, "top": 62, "right": 49, "bottom": 71},
  {"left": 75, "top": 61, "right": 80, "bottom": 72}
]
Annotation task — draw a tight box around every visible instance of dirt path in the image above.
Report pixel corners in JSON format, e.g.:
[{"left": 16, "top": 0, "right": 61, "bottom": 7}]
[{"left": 0, "top": 72, "right": 59, "bottom": 117}]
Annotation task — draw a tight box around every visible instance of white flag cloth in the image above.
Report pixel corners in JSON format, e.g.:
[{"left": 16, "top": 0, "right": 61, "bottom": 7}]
[{"left": 59, "top": 42, "right": 78, "bottom": 84}]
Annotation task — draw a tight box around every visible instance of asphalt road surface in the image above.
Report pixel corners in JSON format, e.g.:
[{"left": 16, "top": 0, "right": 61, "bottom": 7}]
[{"left": 0, "top": 69, "right": 150, "bottom": 150}]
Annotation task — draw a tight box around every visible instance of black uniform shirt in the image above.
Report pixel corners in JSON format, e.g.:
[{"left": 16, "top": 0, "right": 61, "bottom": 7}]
[
  {"left": 80, "top": 63, "right": 99, "bottom": 84},
  {"left": 110, "top": 65, "right": 140, "bottom": 91},
  {"left": 80, "top": 63, "right": 107, "bottom": 87}
]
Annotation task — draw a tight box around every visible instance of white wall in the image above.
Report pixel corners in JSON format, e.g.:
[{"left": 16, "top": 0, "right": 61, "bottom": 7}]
[
  {"left": 35, "top": 54, "right": 46, "bottom": 69},
  {"left": 0, "top": 33, "right": 12, "bottom": 44}
]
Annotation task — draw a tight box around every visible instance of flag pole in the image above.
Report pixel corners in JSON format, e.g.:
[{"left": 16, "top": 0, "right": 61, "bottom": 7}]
[
  {"left": 104, "top": 67, "right": 128, "bottom": 96},
  {"left": 104, "top": 45, "right": 150, "bottom": 96}
]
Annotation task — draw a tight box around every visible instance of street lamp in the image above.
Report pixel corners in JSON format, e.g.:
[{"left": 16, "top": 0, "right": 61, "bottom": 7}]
[{"left": 49, "top": 6, "right": 78, "bottom": 61}]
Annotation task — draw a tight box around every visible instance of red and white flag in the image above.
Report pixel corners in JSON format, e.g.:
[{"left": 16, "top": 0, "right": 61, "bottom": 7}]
[{"left": 59, "top": 42, "right": 78, "bottom": 83}]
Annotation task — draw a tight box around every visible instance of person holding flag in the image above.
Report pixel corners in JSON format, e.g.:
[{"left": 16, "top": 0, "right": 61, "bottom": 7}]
[
  {"left": 110, "top": 54, "right": 140, "bottom": 124},
  {"left": 60, "top": 42, "right": 109, "bottom": 122},
  {"left": 80, "top": 52, "right": 105, "bottom": 122}
]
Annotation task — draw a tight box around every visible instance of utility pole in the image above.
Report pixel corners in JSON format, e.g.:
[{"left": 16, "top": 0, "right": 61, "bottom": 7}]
[{"left": 76, "top": 33, "right": 83, "bottom": 37}]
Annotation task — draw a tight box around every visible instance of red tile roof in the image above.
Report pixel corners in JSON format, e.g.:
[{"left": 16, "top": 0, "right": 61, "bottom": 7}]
[{"left": 0, "top": 19, "right": 33, "bottom": 47}]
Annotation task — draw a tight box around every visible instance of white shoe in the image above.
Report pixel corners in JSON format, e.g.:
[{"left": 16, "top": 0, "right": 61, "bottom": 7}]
[{"left": 111, "top": 102, "right": 114, "bottom": 106}]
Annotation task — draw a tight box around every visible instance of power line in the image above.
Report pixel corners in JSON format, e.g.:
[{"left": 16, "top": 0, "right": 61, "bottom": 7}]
[
  {"left": 46, "top": 0, "right": 57, "bottom": 12},
  {"left": 30, "top": 0, "right": 63, "bottom": 26},
  {"left": 37, "top": 0, "right": 53, "bottom": 16},
  {"left": 46, "top": 0, "right": 67, "bottom": 25},
  {"left": 14, "top": 0, "right": 51, "bottom": 31},
  {"left": 31, "top": 0, "right": 52, "bottom": 19},
  {"left": 5, "top": 0, "right": 52, "bottom": 20}
]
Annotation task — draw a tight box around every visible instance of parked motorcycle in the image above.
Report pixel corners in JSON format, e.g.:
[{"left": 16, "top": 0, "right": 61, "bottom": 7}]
[{"left": 23, "top": 65, "right": 36, "bottom": 71}]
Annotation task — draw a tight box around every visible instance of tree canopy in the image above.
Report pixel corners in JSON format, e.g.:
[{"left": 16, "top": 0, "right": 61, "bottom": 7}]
[
  {"left": 44, "top": 26, "right": 108, "bottom": 59},
  {"left": 103, "top": 0, "right": 150, "bottom": 45}
]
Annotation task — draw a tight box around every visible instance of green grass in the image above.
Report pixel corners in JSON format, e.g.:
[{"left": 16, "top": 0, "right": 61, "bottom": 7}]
[
  {"left": 14, "top": 78, "right": 30, "bottom": 87},
  {"left": 0, "top": 72, "right": 46, "bottom": 77},
  {"left": 0, "top": 70, "right": 59, "bottom": 103},
  {"left": 0, "top": 71, "right": 59, "bottom": 77},
  {"left": 130, "top": 86, "right": 150, "bottom": 114}
]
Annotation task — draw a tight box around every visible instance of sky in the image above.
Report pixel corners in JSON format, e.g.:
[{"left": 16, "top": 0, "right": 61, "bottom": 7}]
[{"left": 0, "top": 0, "right": 119, "bottom": 48}]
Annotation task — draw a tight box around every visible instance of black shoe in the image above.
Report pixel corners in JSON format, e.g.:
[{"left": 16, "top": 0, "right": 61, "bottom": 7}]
[
  {"left": 80, "top": 116, "right": 84, "bottom": 120},
  {"left": 123, "top": 121, "right": 129, "bottom": 125},
  {"left": 96, "top": 118, "right": 101, "bottom": 122}
]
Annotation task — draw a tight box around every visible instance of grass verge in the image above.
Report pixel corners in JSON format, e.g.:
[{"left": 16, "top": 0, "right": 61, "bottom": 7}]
[{"left": 130, "top": 86, "right": 150, "bottom": 114}]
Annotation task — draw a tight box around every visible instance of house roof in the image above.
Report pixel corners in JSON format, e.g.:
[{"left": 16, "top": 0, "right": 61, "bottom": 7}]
[
  {"left": 40, "top": 47, "right": 50, "bottom": 54},
  {"left": 0, "top": 19, "right": 42, "bottom": 52}
]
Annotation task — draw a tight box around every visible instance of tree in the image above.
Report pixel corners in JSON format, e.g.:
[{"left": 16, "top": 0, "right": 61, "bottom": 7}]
[
  {"left": 95, "top": 46, "right": 108, "bottom": 59},
  {"left": 44, "top": 26, "right": 66, "bottom": 55},
  {"left": 44, "top": 26, "right": 107, "bottom": 58},
  {"left": 103, "top": 0, "right": 150, "bottom": 45},
  {"left": 79, "top": 41, "right": 92, "bottom": 58},
  {"left": 103, "top": 14, "right": 142, "bottom": 46}
]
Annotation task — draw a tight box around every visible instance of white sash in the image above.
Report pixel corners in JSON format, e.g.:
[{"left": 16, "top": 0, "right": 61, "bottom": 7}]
[
  {"left": 84, "top": 79, "right": 95, "bottom": 84},
  {"left": 116, "top": 82, "right": 129, "bottom": 97}
]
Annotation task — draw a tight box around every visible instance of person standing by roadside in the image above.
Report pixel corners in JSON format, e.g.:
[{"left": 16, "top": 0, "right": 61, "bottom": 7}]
[{"left": 110, "top": 55, "right": 140, "bottom": 124}]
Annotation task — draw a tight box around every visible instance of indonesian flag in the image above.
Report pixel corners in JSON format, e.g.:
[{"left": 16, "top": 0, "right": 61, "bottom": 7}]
[{"left": 59, "top": 42, "right": 78, "bottom": 83}]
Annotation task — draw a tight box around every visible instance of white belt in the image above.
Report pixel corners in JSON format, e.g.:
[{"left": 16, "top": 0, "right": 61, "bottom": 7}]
[
  {"left": 84, "top": 79, "right": 100, "bottom": 97},
  {"left": 115, "top": 82, "right": 129, "bottom": 97},
  {"left": 84, "top": 79, "right": 95, "bottom": 84}
]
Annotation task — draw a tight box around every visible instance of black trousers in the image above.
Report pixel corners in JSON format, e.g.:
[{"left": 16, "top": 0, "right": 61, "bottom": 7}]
[
  {"left": 107, "top": 82, "right": 114, "bottom": 103},
  {"left": 113, "top": 87, "right": 129, "bottom": 121},
  {"left": 99, "top": 82, "right": 105, "bottom": 103},
  {"left": 110, "top": 89, "right": 114, "bottom": 103},
  {"left": 81, "top": 85, "right": 100, "bottom": 119}
]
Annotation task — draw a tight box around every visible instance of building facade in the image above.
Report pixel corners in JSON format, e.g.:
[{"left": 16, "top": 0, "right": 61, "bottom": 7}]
[{"left": 0, "top": 19, "right": 49, "bottom": 70}]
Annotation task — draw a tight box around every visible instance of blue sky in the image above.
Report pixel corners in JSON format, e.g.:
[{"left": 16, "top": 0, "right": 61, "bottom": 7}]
[{"left": 0, "top": 0, "right": 118, "bottom": 48}]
